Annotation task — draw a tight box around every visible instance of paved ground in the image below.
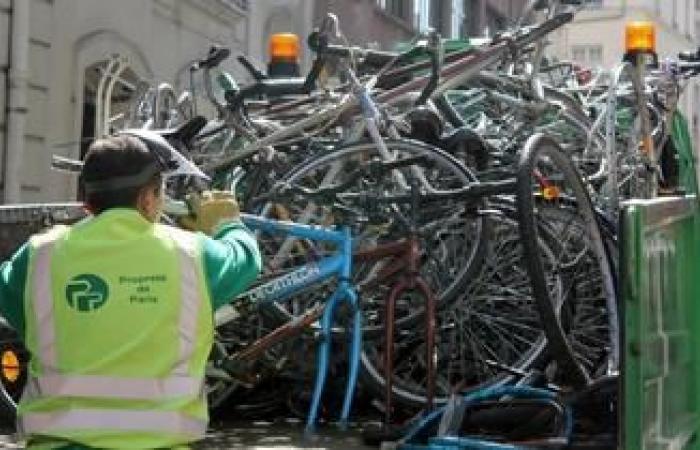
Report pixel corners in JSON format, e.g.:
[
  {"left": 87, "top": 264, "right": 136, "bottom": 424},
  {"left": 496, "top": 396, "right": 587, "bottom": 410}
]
[
  {"left": 199, "top": 419, "right": 378, "bottom": 449},
  {"left": 0, "top": 419, "right": 381, "bottom": 449}
]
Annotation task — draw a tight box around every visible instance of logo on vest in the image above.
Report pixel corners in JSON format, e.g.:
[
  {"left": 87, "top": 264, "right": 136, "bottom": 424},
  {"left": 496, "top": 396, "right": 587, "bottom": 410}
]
[{"left": 65, "top": 274, "right": 110, "bottom": 312}]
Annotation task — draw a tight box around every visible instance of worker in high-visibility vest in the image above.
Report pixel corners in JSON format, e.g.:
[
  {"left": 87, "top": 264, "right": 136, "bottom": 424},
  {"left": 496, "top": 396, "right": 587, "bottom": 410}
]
[{"left": 0, "top": 131, "right": 262, "bottom": 449}]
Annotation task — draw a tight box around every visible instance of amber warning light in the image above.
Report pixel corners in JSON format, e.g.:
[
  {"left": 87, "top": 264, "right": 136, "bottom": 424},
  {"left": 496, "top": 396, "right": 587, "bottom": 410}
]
[
  {"left": 269, "top": 33, "right": 300, "bottom": 62},
  {"left": 625, "top": 21, "right": 656, "bottom": 54}
]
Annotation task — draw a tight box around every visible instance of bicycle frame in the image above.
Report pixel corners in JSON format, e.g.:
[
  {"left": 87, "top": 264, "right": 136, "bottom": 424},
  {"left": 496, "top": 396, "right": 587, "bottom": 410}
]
[{"left": 214, "top": 213, "right": 360, "bottom": 432}]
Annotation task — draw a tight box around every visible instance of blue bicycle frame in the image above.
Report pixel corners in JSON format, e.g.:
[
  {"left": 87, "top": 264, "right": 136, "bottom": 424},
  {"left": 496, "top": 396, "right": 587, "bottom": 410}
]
[{"left": 221, "top": 213, "right": 361, "bottom": 432}]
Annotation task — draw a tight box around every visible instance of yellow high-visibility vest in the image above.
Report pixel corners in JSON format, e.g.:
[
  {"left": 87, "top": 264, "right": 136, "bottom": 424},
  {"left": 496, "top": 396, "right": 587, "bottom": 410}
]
[{"left": 19, "top": 209, "right": 213, "bottom": 449}]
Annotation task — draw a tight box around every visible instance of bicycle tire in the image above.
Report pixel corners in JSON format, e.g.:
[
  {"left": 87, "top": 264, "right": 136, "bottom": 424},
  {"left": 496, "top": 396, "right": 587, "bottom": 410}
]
[
  {"left": 533, "top": 201, "right": 619, "bottom": 379},
  {"left": 515, "top": 133, "right": 618, "bottom": 388},
  {"left": 262, "top": 139, "right": 489, "bottom": 335}
]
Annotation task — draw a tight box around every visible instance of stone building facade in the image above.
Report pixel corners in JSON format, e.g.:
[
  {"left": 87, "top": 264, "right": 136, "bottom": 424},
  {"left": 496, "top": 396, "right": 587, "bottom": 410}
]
[{"left": 0, "top": 0, "right": 310, "bottom": 203}]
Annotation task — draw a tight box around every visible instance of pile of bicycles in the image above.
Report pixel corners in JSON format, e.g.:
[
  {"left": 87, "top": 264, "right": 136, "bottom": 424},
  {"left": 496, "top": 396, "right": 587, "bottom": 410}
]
[{"left": 2, "top": 0, "right": 699, "bottom": 447}]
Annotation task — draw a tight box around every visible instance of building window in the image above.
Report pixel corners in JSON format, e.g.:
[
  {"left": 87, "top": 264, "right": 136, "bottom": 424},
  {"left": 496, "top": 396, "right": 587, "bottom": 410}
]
[
  {"left": 409, "top": 0, "right": 465, "bottom": 37},
  {"left": 673, "top": 0, "right": 678, "bottom": 29},
  {"left": 81, "top": 59, "right": 140, "bottom": 156},
  {"left": 463, "top": 0, "right": 474, "bottom": 36},
  {"left": 589, "top": 46, "right": 603, "bottom": 66},
  {"left": 582, "top": 0, "right": 603, "bottom": 7},
  {"left": 572, "top": 46, "right": 586, "bottom": 63},
  {"left": 451, "top": 0, "right": 465, "bottom": 39},
  {"left": 378, "top": 0, "right": 464, "bottom": 36},
  {"left": 429, "top": 0, "right": 444, "bottom": 33},
  {"left": 696, "top": 0, "right": 700, "bottom": 10},
  {"left": 377, "top": 0, "right": 411, "bottom": 22},
  {"left": 571, "top": 44, "right": 604, "bottom": 67},
  {"left": 414, "top": 0, "right": 430, "bottom": 31}
]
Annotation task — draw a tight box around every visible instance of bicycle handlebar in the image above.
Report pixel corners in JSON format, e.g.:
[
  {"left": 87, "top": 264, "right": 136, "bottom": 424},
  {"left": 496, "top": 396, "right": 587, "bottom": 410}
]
[
  {"left": 677, "top": 61, "right": 700, "bottom": 75},
  {"left": 307, "top": 31, "right": 406, "bottom": 68},
  {"left": 229, "top": 78, "right": 311, "bottom": 106},
  {"left": 237, "top": 55, "right": 267, "bottom": 81},
  {"left": 195, "top": 45, "right": 231, "bottom": 70},
  {"left": 678, "top": 48, "right": 700, "bottom": 62}
]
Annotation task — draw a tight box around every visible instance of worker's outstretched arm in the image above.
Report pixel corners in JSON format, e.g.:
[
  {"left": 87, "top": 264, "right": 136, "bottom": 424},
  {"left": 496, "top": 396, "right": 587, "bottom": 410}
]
[
  {"left": 0, "top": 243, "right": 29, "bottom": 336},
  {"left": 202, "top": 221, "right": 262, "bottom": 311}
]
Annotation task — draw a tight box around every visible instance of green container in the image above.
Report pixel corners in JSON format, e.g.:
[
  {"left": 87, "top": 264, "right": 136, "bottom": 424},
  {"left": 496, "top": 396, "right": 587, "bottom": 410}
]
[
  {"left": 670, "top": 112, "right": 698, "bottom": 195},
  {"left": 621, "top": 196, "right": 700, "bottom": 450}
]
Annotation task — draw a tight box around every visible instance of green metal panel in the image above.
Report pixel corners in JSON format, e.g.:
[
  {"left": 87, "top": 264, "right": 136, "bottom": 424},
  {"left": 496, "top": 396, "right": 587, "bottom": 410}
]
[
  {"left": 669, "top": 112, "right": 698, "bottom": 195},
  {"left": 622, "top": 196, "right": 700, "bottom": 450}
]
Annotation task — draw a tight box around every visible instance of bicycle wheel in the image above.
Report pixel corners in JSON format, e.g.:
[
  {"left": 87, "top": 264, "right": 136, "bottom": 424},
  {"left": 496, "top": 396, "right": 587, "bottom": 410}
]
[
  {"left": 516, "top": 133, "right": 618, "bottom": 388},
  {"left": 534, "top": 201, "right": 619, "bottom": 379},
  {"left": 260, "top": 139, "right": 488, "bottom": 335},
  {"left": 359, "top": 201, "right": 560, "bottom": 408}
]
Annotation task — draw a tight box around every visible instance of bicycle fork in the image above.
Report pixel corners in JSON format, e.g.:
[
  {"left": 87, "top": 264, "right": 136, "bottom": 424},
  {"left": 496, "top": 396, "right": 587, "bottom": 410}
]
[
  {"left": 306, "top": 227, "right": 361, "bottom": 433},
  {"left": 384, "top": 238, "right": 437, "bottom": 426}
]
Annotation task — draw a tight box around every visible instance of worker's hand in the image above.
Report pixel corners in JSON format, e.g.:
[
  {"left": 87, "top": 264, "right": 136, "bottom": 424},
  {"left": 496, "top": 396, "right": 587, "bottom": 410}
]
[{"left": 179, "top": 190, "right": 240, "bottom": 235}]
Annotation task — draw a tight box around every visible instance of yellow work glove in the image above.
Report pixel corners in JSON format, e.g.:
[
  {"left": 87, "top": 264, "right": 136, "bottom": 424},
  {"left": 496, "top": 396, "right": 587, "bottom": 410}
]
[{"left": 179, "top": 190, "right": 240, "bottom": 235}]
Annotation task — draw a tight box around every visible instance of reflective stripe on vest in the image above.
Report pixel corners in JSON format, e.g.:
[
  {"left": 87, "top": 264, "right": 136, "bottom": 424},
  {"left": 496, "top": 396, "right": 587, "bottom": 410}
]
[
  {"left": 27, "top": 238, "right": 203, "bottom": 400},
  {"left": 23, "top": 373, "right": 202, "bottom": 400},
  {"left": 32, "top": 243, "right": 58, "bottom": 370},
  {"left": 20, "top": 409, "right": 207, "bottom": 437}
]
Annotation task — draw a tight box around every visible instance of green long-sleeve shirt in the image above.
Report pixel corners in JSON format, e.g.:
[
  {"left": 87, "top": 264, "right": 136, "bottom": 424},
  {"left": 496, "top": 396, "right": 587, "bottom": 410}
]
[{"left": 0, "top": 209, "right": 262, "bottom": 449}]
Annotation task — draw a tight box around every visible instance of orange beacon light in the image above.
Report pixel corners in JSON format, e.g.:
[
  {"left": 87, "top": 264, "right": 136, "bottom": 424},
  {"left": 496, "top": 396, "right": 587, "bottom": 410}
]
[
  {"left": 625, "top": 21, "right": 656, "bottom": 54},
  {"left": 268, "top": 33, "right": 301, "bottom": 77}
]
